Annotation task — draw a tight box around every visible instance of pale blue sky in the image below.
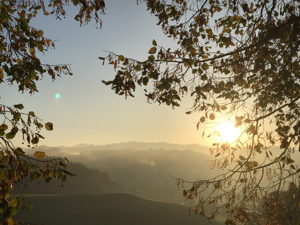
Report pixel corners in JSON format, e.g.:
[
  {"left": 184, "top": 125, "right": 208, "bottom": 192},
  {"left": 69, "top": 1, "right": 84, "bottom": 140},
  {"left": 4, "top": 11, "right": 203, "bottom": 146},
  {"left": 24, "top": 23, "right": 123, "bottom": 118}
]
[{"left": 0, "top": 1, "right": 214, "bottom": 147}]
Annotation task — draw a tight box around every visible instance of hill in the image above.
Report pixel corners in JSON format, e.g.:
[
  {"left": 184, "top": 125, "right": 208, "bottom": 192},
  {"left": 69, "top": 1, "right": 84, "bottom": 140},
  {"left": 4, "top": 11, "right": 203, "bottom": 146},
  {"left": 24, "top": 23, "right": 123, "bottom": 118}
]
[
  {"left": 15, "top": 162, "right": 120, "bottom": 195},
  {"left": 15, "top": 193, "right": 223, "bottom": 225}
]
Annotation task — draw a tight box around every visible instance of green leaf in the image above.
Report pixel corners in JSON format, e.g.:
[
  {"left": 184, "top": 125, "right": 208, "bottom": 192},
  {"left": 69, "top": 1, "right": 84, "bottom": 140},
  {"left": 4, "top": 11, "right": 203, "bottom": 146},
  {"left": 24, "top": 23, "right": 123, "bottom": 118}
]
[
  {"left": 34, "top": 151, "right": 45, "bottom": 159},
  {"left": 9, "top": 198, "right": 18, "bottom": 208},
  {"left": 71, "top": 0, "right": 79, "bottom": 6},
  {"left": 26, "top": 204, "right": 33, "bottom": 210},
  {"left": 13, "top": 113, "right": 21, "bottom": 121},
  {"left": 0, "top": 130, "right": 4, "bottom": 136},
  {"left": 274, "top": 157, "right": 280, "bottom": 162},
  {"left": 15, "top": 148, "right": 25, "bottom": 155},
  {"left": 134, "top": 65, "right": 141, "bottom": 71},
  {"left": 202, "top": 63, "right": 209, "bottom": 70},
  {"left": 152, "top": 39, "right": 157, "bottom": 46},
  {"left": 5, "top": 133, "right": 15, "bottom": 139},
  {"left": 148, "top": 47, "right": 157, "bottom": 54},
  {"left": 10, "top": 208, "right": 17, "bottom": 216},
  {"left": 45, "top": 122, "right": 53, "bottom": 131},
  {"left": 31, "top": 136, "right": 39, "bottom": 145},
  {"left": 13, "top": 104, "right": 24, "bottom": 110},
  {"left": 148, "top": 55, "right": 155, "bottom": 63}
]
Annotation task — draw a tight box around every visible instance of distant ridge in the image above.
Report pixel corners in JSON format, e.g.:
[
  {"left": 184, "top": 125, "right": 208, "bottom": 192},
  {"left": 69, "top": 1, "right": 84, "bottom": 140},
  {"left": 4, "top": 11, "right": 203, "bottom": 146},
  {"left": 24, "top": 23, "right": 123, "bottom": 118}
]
[{"left": 56, "top": 141, "right": 210, "bottom": 154}]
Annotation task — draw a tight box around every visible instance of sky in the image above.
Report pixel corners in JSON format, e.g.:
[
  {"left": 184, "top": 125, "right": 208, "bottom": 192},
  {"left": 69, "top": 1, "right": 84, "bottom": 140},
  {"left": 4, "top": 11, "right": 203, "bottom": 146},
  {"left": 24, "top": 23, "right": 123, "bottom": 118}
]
[{"left": 0, "top": 0, "right": 216, "bottom": 147}]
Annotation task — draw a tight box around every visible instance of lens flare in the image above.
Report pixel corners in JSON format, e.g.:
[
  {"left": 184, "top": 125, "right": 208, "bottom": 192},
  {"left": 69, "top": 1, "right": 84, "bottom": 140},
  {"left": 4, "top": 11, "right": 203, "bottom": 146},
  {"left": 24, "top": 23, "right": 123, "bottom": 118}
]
[{"left": 55, "top": 93, "right": 60, "bottom": 99}]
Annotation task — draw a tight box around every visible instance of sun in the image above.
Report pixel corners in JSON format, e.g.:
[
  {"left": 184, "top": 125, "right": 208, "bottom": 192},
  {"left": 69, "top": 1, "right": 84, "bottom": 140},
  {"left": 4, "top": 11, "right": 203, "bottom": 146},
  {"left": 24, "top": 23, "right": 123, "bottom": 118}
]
[{"left": 215, "top": 122, "right": 240, "bottom": 143}]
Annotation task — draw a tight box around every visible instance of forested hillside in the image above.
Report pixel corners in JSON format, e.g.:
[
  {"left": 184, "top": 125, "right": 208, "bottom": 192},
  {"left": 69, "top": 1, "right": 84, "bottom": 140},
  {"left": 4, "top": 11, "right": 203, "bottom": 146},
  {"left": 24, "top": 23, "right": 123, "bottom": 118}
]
[{"left": 15, "top": 162, "right": 120, "bottom": 195}]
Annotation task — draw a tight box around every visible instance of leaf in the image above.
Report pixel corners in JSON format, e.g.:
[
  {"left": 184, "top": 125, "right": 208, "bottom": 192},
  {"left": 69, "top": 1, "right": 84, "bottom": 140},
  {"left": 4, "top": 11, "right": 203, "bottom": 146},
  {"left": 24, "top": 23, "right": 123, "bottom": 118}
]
[
  {"left": 15, "top": 148, "right": 25, "bottom": 155},
  {"left": 0, "top": 124, "right": 8, "bottom": 131},
  {"left": 34, "top": 151, "right": 45, "bottom": 159},
  {"left": 221, "top": 106, "right": 227, "bottom": 110},
  {"left": 244, "top": 118, "right": 251, "bottom": 123},
  {"left": 152, "top": 39, "right": 157, "bottom": 46},
  {"left": 13, "top": 104, "right": 24, "bottom": 110},
  {"left": 26, "top": 204, "right": 33, "bottom": 210},
  {"left": 9, "top": 198, "right": 18, "bottom": 208},
  {"left": 0, "top": 130, "right": 4, "bottom": 136},
  {"left": 239, "top": 155, "right": 245, "bottom": 161},
  {"left": 45, "top": 122, "right": 53, "bottom": 131},
  {"left": 274, "top": 157, "right": 280, "bottom": 162},
  {"left": 29, "top": 48, "right": 35, "bottom": 55},
  {"left": 13, "top": 113, "right": 21, "bottom": 121},
  {"left": 71, "top": 0, "right": 79, "bottom": 6},
  {"left": 186, "top": 111, "right": 192, "bottom": 114},
  {"left": 7, "top": 217, "right": 14, "bottom": 225},
  {"left": 118, "top": 55, "right": 124, "bottom": 61},
  {"left": 148, "top": 55, "right": 155, "bottom": 62},
  {"left": 209, "top": 114, "right": 215, "bottom": 120},
  {"left": 252, "top": 161, "right": 258, "bottom": 167},
  {"left": 31, "top": 136, "right": 39, "bottom": 144},
  {"left": 202, "top": 63, "right": 209, "bottom": 70},
  {"left": 134, "top": 65, "right": 141, "bottom": 71},
  {"left": 148, "top": 47, "right": 157, "bottom": 54},
  {"left": 5, "top": 132, "right": 15, "bottom": 139},
  {"left": 28, "top": 111, "right": 35, "bottom": 117},
  {"left": 142, "top": 77, "right": 149, "bottom": 86}
]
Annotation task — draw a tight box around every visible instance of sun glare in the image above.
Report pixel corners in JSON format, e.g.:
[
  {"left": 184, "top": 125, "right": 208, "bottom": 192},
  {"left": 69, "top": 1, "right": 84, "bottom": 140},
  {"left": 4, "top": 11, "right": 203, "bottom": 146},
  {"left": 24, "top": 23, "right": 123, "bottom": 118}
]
[{"left": 215, "top": 122, "right": 240, "bottom": 143}]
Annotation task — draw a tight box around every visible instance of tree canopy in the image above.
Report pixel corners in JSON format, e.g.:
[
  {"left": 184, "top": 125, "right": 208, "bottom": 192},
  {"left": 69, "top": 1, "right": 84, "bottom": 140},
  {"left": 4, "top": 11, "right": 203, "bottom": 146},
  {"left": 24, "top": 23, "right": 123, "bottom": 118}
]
[{"left": 101, "top": 0, "right": 300, "bottom": 224}]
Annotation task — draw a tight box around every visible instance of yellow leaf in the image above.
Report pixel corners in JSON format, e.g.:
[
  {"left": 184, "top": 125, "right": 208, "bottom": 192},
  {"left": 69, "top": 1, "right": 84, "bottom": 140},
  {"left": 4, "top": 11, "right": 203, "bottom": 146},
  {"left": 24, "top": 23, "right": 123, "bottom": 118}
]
[
  {"left": 0, "top": 124, "right": 8, "bottom": 130},
  {"left": 118, "top": 55, "right": 124, "bottom": 61},
  {"left": 29, "top": 48, "right": 35, "bottom": 55},
  {"left": 45, "top": 122, "right": 53, "bottom": 131},
  {"left": 7, "top": 217, "right": 14, "bottom": 225},
  {"left": 34, "top": 151, "right": 45, "bottom": 159},
  {"left": 148, "top": 47, "right": 157, "bottom": 54}
]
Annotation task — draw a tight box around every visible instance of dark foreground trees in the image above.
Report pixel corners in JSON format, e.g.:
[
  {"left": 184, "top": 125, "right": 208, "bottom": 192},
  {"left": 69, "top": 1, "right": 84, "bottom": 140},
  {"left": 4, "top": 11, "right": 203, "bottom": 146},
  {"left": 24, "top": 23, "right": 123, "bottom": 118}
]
[{"left": 102, "top": 0, "right": 300, "bottom": 224}]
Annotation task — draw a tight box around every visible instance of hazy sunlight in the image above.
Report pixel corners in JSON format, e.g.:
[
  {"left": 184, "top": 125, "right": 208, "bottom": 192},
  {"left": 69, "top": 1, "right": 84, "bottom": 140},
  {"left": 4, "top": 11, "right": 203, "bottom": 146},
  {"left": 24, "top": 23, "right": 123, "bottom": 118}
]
[{"left": 215, "top": 122, "right": 240, "bottom": 143}]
